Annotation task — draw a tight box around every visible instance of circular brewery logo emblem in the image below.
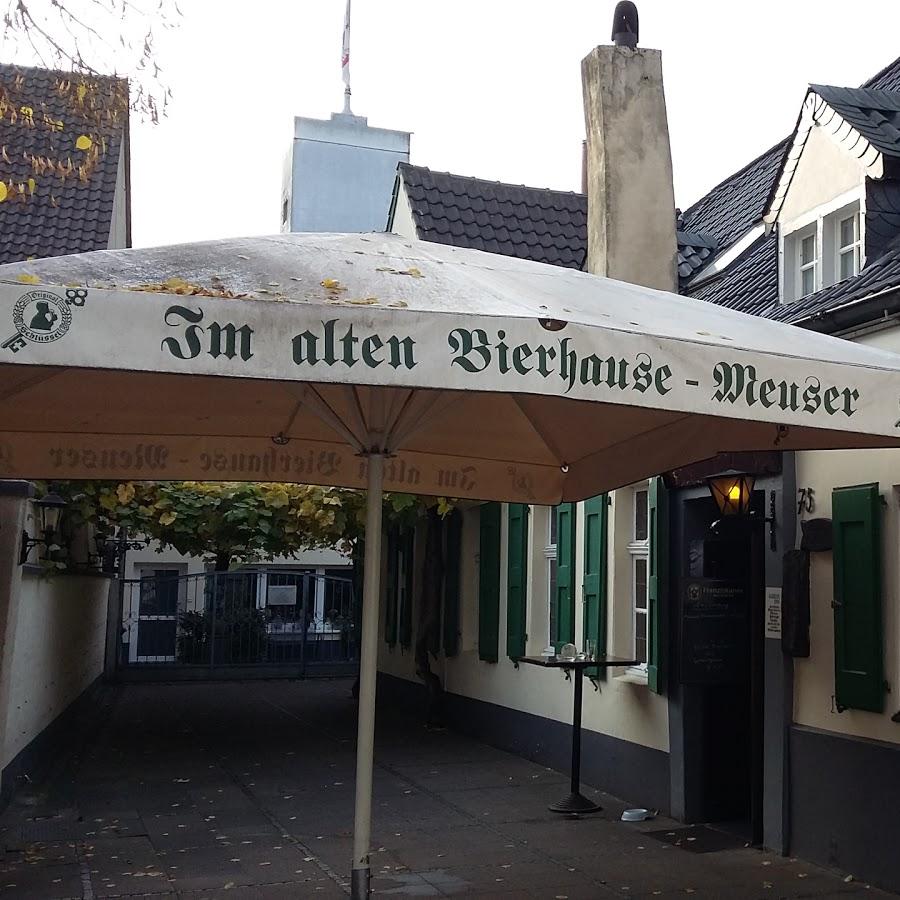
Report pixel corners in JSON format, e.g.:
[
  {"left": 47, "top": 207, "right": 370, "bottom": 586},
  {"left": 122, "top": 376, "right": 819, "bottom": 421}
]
[
  {"left": 12, "top": 290, "right": 71, "bottom": 344},
  {"left": 688, "top": 582, "right": 701, "bottom": 603}
]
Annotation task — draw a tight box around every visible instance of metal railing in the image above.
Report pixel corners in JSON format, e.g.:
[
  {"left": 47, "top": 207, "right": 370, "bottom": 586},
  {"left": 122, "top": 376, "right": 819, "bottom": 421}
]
[{"left": 119, "top": 569, "right": 357, "bottom": 678}]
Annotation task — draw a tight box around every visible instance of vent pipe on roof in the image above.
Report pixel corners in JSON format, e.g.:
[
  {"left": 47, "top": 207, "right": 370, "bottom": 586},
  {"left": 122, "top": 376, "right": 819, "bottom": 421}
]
[{"left": 612, "top": 1, "right": 639, "bottom": 49}]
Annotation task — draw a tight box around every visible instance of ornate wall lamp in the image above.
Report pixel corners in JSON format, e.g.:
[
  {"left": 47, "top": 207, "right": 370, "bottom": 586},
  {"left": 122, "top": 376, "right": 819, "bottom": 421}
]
[
  {"left": 20, "top": 492, "right": 67, "bottom": 565},
  {"left": 706, "top": 470, "right": 777, "bottom": 551}
]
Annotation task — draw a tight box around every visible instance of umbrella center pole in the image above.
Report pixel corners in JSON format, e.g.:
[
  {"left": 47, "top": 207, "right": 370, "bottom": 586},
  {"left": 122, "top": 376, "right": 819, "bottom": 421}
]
[{"left": 351, "top": 452, "right": 384, "bottom": 900}]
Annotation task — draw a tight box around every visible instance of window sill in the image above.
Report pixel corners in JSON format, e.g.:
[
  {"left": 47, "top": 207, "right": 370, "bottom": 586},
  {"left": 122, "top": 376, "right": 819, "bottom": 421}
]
[{"left": 614, "top": 669, "right": 649, "bottom": 686}]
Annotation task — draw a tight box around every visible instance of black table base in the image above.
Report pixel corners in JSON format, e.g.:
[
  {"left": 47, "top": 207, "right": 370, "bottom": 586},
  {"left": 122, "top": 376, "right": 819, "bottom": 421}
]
[
  {"left": 548, "top": 791, "right": 602, "bottom": 814},
  {"left": 515, "top": 654, "right": 638, "bottom": 817},
  {"left": 549, "top": 663, "right": 600, "bottom": 814}
]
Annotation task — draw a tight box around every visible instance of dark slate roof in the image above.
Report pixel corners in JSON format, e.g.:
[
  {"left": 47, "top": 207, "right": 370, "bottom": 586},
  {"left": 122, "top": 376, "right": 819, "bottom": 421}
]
[
  {"left": 865, "top": 179, "right": 900, "bottom": 261},
  {"left": 678, "top": 141, "right": 788, "bottom": 255},
  {"left": 768, "top": 240, "right": 900, "bottom": 325},
  {"left": 862, "top": 56, "right": 900, "bottom": 92},
  {"left": 395, "top": 163, "right": 588, "bottom": 270},
  {"left": 811, "top": 85, "right": 900, "bottom": 158},
  {"left": 682, "top": 57, "right": 900, "bottom": 327},
  {"left": 676, "top": 230, "right": 717, "bottom": 281},
  {"left": 676, "top": 57, "right": 900, "bottom": 267},
  {"left": 0, "top": 63, "right": 128, "bottom": 264},
  {"left": 685, "top": 233, "right": 778, "bottom": 316}
]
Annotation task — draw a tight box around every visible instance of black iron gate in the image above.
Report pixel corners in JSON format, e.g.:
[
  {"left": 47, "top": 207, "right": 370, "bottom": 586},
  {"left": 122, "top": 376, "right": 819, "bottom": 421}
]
[{"left": 117, "top": 569, "right": 358, "bottom": 680}]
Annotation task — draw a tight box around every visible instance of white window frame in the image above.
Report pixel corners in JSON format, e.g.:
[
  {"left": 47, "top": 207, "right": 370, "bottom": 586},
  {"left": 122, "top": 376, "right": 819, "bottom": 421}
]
[
  {"left": 836, "top": 210, "right": 861, "bottom": 282},
  {"left": 779, "top": 190, "right": 865, "bottom": 302},
  {"left": 798, "top": 230, "right": 818, "bottom": 299},
  {"left": 628, "top": 486, "right": 649, "bottom": 676}
]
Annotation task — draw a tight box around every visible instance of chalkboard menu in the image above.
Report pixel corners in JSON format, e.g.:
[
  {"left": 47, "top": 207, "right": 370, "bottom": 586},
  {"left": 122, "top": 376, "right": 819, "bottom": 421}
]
[{"left": 679, "top": 578, "right": 748, "bottom": 684}]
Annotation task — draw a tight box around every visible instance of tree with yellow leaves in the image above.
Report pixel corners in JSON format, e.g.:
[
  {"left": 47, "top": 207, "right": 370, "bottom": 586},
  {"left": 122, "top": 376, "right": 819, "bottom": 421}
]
[{"left": 57, "top": 480, "right": 371, "bottom": 572}]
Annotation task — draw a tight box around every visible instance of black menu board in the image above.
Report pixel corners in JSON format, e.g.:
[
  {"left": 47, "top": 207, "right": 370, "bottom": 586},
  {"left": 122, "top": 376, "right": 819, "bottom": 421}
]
[{"left": 679, "top": 578, "right": 748, "bottom": 684}]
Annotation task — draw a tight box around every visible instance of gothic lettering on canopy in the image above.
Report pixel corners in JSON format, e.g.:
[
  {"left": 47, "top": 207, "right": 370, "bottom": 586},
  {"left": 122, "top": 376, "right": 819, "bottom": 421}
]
[
  {"left": 292, "top": 319, "right": 417, "bottom": 371},
  {"left": 162, "top": 305, "right": 254, "bottom": 362},
  {"left": 711, "top": 362, "right": 859, "bottom": 419},
  {"left": 447, "top": 327, "right": 673, "bottom": 397}
]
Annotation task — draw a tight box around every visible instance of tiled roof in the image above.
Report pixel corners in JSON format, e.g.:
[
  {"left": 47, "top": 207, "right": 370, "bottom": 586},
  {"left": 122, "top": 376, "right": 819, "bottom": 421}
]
[
  {"left": 0, "top": 63, "right": 127, "bottom": 264},
  {"left": 397, "top": 164, "right": 718, "bottom": 286},
  {"left": 862, "top": 56, "right": 900, "bottom": 92},
  {"left": 768, "top": 240, "right": 900, "bottom": 325},
  {"left": 810, "top": 85, "right": 900, "bottom": 158},
  {"left": 682, "top": 57, "right": 900, "bottom": 328},
  {"left": 395, "top": 163, "right": 588, "bottom": 270},
  {"left": 676, "top": 230, "right": 717, "bottom": 281},
  {"left": 677, "top": 56, "right": 900, "bottom": 267},
  {"left": 685, "top": 233, "right": 778, "bottom": 316},
  {"left": 678, "top": 141, "right": 788, "bottom": 255},
  {"left": 865, "top": 179, "right": 900, "bottom": 261}
]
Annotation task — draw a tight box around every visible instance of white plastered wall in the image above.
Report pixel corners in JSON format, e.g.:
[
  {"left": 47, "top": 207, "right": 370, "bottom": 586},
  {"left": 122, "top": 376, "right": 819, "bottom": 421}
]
[
  {"left": 779, "top": 125, "right": 865, "bottom": 227},
  {"left": 0, "top": 494, "right": 109, "bottom": 772},
  {"left": 377, "top": 500, "right": 669, "bottom": 753},
  {"left": 793, "top": 324, "right": 900, "bottom": 744}
]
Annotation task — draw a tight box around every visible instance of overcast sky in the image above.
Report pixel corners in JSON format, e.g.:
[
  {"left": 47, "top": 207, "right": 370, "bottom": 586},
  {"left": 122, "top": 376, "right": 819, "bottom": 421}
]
[{"left": 125, "top": 0, "right": 900, "bottom": 248}]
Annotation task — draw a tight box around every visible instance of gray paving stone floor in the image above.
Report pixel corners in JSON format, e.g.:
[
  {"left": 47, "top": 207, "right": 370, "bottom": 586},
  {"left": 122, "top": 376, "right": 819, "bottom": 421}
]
[{"left": 0, "top": 679, "right": 894, "bottom": 899}]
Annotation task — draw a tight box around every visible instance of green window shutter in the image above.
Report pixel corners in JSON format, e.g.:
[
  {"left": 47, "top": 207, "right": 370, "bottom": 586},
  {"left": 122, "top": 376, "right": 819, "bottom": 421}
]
[
  {"left": 442, "top": 510, "right": 462, "bottom": 657},
  {"left": 478, "top": 502, "right": 502, "bottom": 663},
  {"left": 583, "top": 495, "right": 609, "bottom": 674},
  {"left": 384, "top": 527, "right": 399, "bottom": 646},
  {"left": 506, "top": 503, "right": 529, "bottom": 659},
  {"left": 648, "top": 477, "right": 668, "bottom": 694},
  {"left": 554, "top": 502, "right": 577, "bottom": 649},
  {"left": 833, "top": 483, "right": 884, "bottom": 713},
  {"left": 399, "top": 527, "right": 414, "bottom": 648}
]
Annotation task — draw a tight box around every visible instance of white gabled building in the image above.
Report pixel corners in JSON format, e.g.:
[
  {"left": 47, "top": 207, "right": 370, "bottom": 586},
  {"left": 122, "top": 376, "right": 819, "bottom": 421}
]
[{"left": 378, "top": 45, "right": 900, "bottom": 895}]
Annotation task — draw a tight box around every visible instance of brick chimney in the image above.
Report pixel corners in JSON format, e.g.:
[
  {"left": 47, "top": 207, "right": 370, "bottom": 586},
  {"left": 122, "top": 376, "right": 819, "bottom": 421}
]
[{"left": 581, "top": 17, "right": 677, "bottom": 291}]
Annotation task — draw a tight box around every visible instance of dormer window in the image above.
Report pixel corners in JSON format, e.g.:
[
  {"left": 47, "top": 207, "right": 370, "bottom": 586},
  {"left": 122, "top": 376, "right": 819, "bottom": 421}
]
[{"left": 781, "top": 198, "right": 864, "bottom": 302}]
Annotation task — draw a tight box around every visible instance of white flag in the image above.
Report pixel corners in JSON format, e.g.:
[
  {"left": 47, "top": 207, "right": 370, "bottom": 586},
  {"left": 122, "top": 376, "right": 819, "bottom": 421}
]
[{"left": 341, "top": 0, "right": 351, "bottom": 86}]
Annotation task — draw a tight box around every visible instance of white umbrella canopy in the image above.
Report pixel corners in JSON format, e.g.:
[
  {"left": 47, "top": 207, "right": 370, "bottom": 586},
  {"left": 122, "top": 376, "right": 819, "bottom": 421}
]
[
  {"left": 0, "top": 231, "right": 899, "bottom": 503},
  {"left": 3, "top": 230, "right": 900, "bottom": 897}
]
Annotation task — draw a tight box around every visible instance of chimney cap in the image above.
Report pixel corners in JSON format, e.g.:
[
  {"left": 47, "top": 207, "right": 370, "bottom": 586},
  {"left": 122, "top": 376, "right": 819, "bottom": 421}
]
[{"left": 612, "top": 1, "right": 639, "bottom": 49}]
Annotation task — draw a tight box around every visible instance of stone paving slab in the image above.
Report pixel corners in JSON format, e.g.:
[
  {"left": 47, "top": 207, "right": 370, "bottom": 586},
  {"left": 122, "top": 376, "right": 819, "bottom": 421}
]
[{"left": 0, "top": 679, "right": 895, "bottom": 899}]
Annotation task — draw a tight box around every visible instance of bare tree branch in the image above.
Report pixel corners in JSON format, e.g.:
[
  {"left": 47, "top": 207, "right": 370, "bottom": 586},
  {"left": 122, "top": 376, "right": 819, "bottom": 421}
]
[{"left": 2, "top": 0, "right": 180, "bottom": 122}]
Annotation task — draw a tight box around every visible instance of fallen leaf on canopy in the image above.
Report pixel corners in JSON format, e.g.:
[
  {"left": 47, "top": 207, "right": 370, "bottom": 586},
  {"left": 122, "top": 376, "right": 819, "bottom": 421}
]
[
  {"left": 16, "top": 273, "right": 40, "bottom": 284},
  {"left": 128, "top": 277, "right": 245, "bottom": 299}
]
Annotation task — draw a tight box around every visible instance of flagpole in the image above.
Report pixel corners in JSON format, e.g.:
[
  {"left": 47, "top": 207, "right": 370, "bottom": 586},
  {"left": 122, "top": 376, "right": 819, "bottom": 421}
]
[{"left": 342, "top": 0, "right": 353, "bottom": 114}]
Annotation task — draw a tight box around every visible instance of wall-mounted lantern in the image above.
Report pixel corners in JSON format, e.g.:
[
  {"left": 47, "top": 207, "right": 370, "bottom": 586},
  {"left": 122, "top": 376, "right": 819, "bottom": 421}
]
[
  {"left": 20, "top": 492, "right": 67, "bottom": 565},
  {"left": 707, "top": 470, "right": 755, "bottom": 518},
  {"left": 706, "top": 470, "right": 777, "bottom": 551}
]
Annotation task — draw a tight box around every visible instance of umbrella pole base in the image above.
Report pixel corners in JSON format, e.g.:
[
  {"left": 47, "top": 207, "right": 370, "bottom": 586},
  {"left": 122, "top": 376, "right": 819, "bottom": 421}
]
[
  {"left": 549, "top": 792, "right": 602, "bottom": 815},
  {"left": 351, "top": 865, "right": 370, "bottom": 899}
]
